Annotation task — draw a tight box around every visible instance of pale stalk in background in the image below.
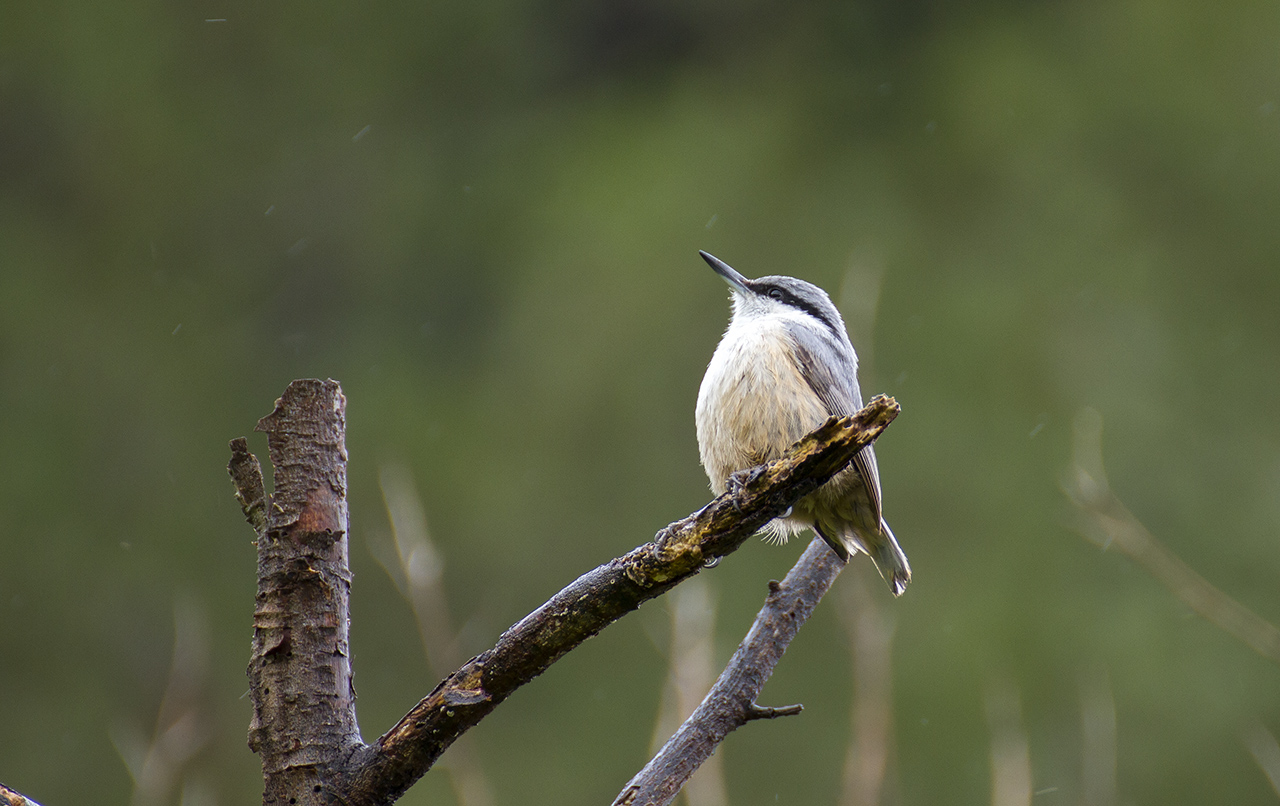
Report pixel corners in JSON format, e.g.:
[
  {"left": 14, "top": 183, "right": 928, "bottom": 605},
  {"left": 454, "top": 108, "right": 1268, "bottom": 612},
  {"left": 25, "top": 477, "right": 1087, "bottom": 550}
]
[
  {"left": 837, "top": 251, "right": 886, "bottom": 372},
  {"left": 111, "top": 599, "right": 212, "bottom": 806},
  {"left": 1066, "top": 408, "right": 1280, "bottom": 800},
  {"left": 984, "top": 678, "right": 1032, "bottom": 806},
  {"left": 1243, "top": 723, "right": 1280, "bottom": 797},
  {"left": 1065, "top": 408, "right": 1280, "bottom": 666},
  {"left": 835, "top": 253, "right": 897, "bottom": 806},
  {"left": 1079, "top": 667, "right": 1116, "bottom": 806},
  {"left": 648, "top": 579, "right": 727, "bottom": 806},
  {"left": 377, "top": 464, "right": 494, "bottom": 806},
  {"left": 837, "top": 568, "right": 897, "bottom": 806}
]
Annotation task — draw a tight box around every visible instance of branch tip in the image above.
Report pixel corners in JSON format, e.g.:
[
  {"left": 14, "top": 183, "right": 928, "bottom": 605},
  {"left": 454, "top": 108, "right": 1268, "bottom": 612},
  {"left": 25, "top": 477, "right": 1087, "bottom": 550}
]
[
  {"left": 0, "top": 782, "right": 44, "bottom": 806},
  {"left": 745, "top": 702, "right": 804, "bottom": 721},
  {"left": 227, "top": 437, "right": 267, "bottom": 537}
]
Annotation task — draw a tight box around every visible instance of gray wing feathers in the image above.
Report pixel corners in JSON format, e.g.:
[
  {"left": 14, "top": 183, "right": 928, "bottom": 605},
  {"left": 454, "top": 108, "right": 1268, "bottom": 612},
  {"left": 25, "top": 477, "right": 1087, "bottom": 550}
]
[
  {"left": 787, "top": 321, "right": 885, "bottom": 523},
  {"left": 851, "top": 450, "right": 884, "bottom": 524},
  {"left": 784, "top": 318, "right": 862, "bottom": 413}
]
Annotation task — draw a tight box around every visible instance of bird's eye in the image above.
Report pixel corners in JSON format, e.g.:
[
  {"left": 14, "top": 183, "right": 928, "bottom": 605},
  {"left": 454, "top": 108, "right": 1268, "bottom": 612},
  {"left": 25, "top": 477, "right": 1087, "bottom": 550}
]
[{"left": 767, "top": 288, "right": 786, "bottom": 302}]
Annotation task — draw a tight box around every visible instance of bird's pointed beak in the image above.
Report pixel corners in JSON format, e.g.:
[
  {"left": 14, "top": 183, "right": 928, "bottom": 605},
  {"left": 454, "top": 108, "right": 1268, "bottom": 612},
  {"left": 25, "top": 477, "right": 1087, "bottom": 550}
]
[{"left": 699, "top": 251, "right": 750, "bottom": 293}]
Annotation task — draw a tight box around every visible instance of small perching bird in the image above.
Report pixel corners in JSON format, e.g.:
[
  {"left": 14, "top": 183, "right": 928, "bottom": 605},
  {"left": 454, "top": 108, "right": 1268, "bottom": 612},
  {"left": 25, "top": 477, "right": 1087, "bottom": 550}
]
[{"left": 694, "top": 251, "right": 910, "bottom": 595}]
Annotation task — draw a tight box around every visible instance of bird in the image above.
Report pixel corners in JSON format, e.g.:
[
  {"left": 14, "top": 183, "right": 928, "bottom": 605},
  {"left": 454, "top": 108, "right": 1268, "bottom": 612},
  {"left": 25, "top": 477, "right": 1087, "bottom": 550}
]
[{"left": 694, "top": 250, "right": 910, "bottom": 595}]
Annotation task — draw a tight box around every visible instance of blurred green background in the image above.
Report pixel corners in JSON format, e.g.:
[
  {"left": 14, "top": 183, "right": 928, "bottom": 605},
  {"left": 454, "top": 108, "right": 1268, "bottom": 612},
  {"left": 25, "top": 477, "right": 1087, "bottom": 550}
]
[{"left": 3, "top": 0, "right": 1280, "bottom": 803}]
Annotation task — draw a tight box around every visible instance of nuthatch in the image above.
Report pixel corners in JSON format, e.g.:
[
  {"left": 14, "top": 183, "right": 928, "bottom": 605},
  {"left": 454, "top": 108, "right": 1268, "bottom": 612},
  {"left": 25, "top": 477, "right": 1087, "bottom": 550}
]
[{"left": 694, "top": 251, "right": 911, "bottom": 595}]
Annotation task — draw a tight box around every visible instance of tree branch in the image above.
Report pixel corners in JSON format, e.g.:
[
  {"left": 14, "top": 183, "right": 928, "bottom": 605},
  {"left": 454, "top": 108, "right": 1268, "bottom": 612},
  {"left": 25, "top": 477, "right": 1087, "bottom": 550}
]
[
  {"left": 339, "top": 395, "right": 897, "bottom": 805},
  {"left": 229, "top": 379, "right": 900, "bottom": 805},
  {"left": 0, "top": 784, "right": 43, "bottom": 806},
  {"left": 613, "top": 537, "right": 845, "bottom": 806},
  {"left": 230, "top": 379, "right": 360, "bottom": 804}
]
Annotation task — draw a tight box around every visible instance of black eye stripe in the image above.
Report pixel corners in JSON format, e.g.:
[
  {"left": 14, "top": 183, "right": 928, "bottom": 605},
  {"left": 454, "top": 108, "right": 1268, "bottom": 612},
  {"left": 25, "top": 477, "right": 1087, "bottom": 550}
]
[{"left": 754, "top": 282, "right": 843, "bottom": 340}]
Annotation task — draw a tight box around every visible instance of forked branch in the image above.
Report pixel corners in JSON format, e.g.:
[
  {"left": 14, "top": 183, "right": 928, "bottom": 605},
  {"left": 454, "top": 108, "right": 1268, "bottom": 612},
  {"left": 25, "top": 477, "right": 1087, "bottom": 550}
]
[
  {"left": 614, "top": 537, "right": 846, "bottom": 806},
  {"left": 228, "top": 379, "right": 900, "bottom": 805}
]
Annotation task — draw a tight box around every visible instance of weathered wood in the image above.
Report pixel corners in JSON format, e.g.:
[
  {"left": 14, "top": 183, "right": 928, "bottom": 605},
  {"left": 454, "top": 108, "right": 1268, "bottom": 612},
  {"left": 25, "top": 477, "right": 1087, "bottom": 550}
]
[
  {"left": 229, "top": 380, "right": 900, "bottom": 805},
  {"left": 231, "top": 379, "right": 361, "bottom": 804},
  {"left": 0, "top": 782, "right": 44, "bottom": 806}
]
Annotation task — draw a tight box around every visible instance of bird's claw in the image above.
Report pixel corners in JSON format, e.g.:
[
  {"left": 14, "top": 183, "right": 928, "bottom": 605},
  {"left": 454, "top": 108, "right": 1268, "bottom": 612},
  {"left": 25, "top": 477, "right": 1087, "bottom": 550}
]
[{"left": 724, "top": 466, "right": 766, "bottom": 511}]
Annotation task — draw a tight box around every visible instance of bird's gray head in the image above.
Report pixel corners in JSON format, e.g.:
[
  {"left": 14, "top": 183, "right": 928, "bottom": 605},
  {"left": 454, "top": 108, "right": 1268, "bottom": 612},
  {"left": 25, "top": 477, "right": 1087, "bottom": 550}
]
[{"left": 699, "top": 250, "right": 848, "bottom": 342}]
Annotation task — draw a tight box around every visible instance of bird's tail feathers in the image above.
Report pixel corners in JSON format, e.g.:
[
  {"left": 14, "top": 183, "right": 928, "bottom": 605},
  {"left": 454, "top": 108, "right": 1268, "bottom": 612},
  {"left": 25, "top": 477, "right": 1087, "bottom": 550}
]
[
  {"left": 869, "top": 519, "right": 911, "bottom": 596},
  {"left": 825, "top": 520, "right": 910, "bottom": 596}
]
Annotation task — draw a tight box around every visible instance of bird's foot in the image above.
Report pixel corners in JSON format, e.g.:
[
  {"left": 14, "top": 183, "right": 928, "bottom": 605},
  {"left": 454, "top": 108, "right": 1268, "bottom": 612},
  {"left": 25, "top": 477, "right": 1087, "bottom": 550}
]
[{"left": 724, "top": 466, "right": 766, "bottom": 511}]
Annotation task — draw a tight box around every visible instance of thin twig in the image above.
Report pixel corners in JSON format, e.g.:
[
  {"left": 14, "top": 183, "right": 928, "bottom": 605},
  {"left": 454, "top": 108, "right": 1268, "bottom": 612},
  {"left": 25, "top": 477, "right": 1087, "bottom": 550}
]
[
  {"left": 743, "top": 703, "right": 804, "bottom": 720},
  {"left": 613, "top": 537, "right": 845, "bottom": 806}
]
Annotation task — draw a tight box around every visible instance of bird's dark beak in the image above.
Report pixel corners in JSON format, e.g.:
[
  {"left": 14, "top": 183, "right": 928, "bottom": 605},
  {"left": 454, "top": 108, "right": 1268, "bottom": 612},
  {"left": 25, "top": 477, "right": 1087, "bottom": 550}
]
[{"left": 699, "top": 251, "right": 750, "bottom": 293}]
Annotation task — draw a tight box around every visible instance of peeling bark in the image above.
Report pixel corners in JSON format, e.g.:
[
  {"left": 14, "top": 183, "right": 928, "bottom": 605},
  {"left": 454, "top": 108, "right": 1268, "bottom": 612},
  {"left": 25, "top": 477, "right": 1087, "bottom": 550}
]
[{"left": 231, "top": 379, "right": 360, "bottom": 804}]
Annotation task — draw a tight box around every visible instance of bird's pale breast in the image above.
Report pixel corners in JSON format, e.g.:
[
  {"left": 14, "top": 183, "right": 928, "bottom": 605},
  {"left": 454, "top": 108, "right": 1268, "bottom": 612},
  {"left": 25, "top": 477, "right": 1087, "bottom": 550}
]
[{"left": 695, "top": 317, "right": 828, "bottom": 494}]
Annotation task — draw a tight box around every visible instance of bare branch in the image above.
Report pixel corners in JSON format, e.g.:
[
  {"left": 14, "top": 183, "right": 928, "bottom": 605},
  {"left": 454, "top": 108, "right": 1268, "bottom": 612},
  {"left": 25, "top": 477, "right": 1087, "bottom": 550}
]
[
  {"left": 613, "top": 537, "right": 846, "bottom": 806},
  {"left": 228, "top": 437, "right": 266, "bottom": 539},
  {"left": 1065, "top": 408, "right": 1280, "bottom": 666},
  {"left": 230, "top": 380, "right": 899, "bottom": 805},
  {"left": 0, "top": 784, "right": 44, "bottom": 806},
  {"left": 743, "top": 703, "right": 804, "bottom": 720},
  {"left": 335, "top": 396, "right": 898, "bottom": 805}
]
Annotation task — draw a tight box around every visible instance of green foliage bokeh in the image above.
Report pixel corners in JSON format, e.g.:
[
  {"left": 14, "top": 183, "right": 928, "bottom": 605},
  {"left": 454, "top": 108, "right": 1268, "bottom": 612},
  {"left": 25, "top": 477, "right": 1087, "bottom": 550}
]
[{"left": 2, "top": 0, "right": 1279, "bottom": 803}]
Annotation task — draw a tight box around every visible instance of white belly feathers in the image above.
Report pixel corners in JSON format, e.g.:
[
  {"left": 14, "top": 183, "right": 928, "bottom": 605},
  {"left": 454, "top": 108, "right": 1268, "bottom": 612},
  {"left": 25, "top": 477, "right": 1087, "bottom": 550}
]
[{"left": 695, "top": 316, "right": 828, "bottom": 495}]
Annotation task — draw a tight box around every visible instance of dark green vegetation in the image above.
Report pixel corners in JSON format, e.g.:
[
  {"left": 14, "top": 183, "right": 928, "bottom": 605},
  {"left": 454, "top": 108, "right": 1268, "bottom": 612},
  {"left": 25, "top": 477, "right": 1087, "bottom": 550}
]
[{"left": 2, "top": 0, "right": 1279, "bottom": 803}]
